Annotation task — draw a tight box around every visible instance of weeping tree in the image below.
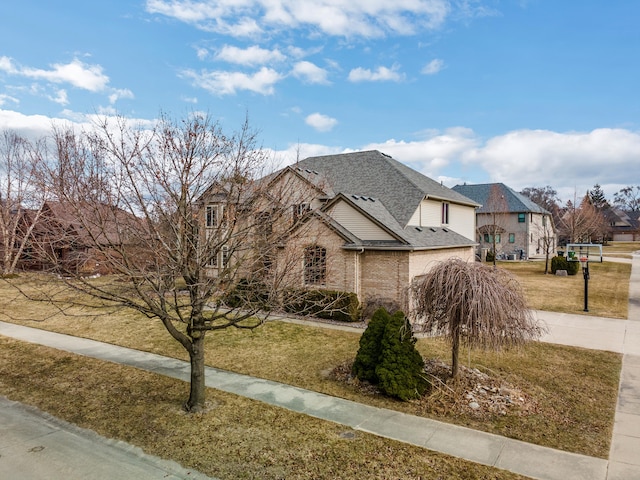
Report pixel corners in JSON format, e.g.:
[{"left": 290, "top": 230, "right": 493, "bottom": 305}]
[
  {"left": 12, "top": 112, "right": 314, "bottom": 412},
  {"left": 410, "top": 258, "right": 545, "bottom": 378}
]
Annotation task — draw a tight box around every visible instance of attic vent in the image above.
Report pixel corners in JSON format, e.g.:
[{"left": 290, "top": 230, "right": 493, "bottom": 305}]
[
  {"left": 415, "top": 227, "right": 423, "bottom": 232},
  {"left": 360, "top": 196, "right": 368, "bottom": 201},
  {"left": 369, "top": 198, "right": 375, "bottom": 202},
  {"left": 312, "top": 170, "right": 318, "bottom": 174},
  {"left": 430, "top": 227, "right": 437, "bottom": 232},
  {"left": 305, "top": 169, "right": 312, "bottom": 173},
  {"left": 443, "top": 228, "right": 449, "bottom": 232},
  {"left": 351, "top": 194, "right": 359, "bottom": 200}
]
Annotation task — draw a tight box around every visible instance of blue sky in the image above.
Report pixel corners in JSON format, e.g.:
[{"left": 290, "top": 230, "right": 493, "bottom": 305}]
[{"left": 1, "top": 0, "right": 639, "bottom": 202}]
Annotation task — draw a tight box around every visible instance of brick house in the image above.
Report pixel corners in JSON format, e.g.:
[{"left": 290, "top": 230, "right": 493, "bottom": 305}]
[
  {"left": 204, "top": 150, "right": 479, "bottom": 309},
  {"left": 21, "top": 200, "right": 142, "bottom": 274},
  {"left": 452, "top": 183, "right": 555, "bottom": 260}
]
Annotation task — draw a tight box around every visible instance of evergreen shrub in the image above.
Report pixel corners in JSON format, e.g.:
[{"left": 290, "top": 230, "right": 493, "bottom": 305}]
[
  {"left": 566, "top": 259, "right": 580, "bottom": 276},
  {"left": 352, "top": 308, "right": 429, "bottom": 401},
  {"left": 223, "top": 278, "right": 270, "bottom": 309},
  {"left": 550, "top": 256, "right": 568, "bottom": 274},
  {"left": 376, "top": 311, "right": 430, "bottom": 400},
  {"left": 351, "top": 308, "right": 388, "bottom": 383},
  {"left": 283, "top": 288, "right": 360, "bottom": 322}
]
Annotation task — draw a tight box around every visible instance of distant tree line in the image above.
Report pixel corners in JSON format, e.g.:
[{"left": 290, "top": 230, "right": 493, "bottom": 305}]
[{"left": 520, "top": 183, "right": 640, "bottom": 245}]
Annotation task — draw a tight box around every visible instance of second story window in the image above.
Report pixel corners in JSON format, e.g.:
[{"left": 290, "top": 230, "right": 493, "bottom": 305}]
[
  {"left": 518, "top": 213, "right": 526, "bottom": 223},
  {"left": 441, "top": 202, "right": 449, "bottom": 225},
  {"left": 293, "top": 203, "right": 311, "bottom": 222},
  {"left": 256, "top": 211, "right": 273, "bottom": 237},
  {"left": 206, "top": 204, "right": 224, "bottom": 228}
]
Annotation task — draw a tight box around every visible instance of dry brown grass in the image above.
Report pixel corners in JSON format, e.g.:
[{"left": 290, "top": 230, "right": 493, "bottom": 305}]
[
  {"left": 602, "top": 241, "right": 640, "bottom": 259},
  {"left": 0, "top": 336, "right": 529, "bottom": 480},
  {"left": 498, "top": 260, "right": 631, "bottom": 318},
  {"left": 0, "top": 274, "right": 620, "bottom": 459}
]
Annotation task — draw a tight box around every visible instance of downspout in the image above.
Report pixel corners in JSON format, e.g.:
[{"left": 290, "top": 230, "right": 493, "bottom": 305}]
[
  {"left": 356, "top": 247, "right": 364, "bottom": 302},
  {"left": 525, "top": 212, "right": 530, "bottom": 258}
]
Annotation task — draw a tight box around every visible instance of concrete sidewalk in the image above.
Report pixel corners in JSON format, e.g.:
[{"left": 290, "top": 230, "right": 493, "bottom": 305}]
[{"left": 0, "top": 253, "right": 639, "bottom": 479}]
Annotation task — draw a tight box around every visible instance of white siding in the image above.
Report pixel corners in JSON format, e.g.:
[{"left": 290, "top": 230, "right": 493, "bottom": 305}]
[
  {"left": 408, "top": 199, "right": 476, "bottom": 241},
  {"left": 329, "top": 201, "right": 395, "bottom": 240},
  {"left": 406, "top": 199, "right": 442, "bottom": 227},
  {"left": 408, "top": 246, "right": 475, "bottom": 280},
  {"left": 449, "top": 203, "right": 476, "bottom": 241}
]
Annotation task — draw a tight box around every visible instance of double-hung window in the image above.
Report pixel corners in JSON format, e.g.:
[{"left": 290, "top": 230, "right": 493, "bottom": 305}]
[{"left": 304, "top": 245, "right": 326, "bottom": 285}]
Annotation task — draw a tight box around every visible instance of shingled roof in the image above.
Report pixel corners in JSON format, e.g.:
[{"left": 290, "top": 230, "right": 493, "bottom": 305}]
[
  {"left": 293, "top": 150, "right": 478, "bottom": 227},
  {"left": 452, "top": 183, "right": 550, "bottom": 215}
]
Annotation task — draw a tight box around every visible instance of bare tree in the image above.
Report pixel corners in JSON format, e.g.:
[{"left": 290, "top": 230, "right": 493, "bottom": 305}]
[
  {"left": 520, "top": 186, "right": 561, "bottom": 214},
  {"left": 521, "top": 186, "right": 562, "bottom": 231},
  {"left": 19, "top": 113, "right": 312, "bottom": 412},
  {"left": 482, "top": 184, "right": 509, "bottom": 265},
  {"left": 614, "top": 185, "right": 640, "bottom": 212},
  {"left": 0, "top": 130, "right": 46, "bottom": 275},
  {"left": 558, "top": 192, "right": 606, "bottom": 244},
  {"left": 410, "top": 259, "right": 545, "bottom": 378}
]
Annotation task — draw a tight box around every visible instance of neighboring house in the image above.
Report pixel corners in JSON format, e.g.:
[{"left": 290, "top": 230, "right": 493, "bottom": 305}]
[
  {"left": 203, "top": 150, "right": 479, "bottom": 308},
  {"left": 605, "top": 207, "right": 640, "bottom": 241},
  {"left": 21, "top": 200, "right": 140, "bottom": 274},
  {"left": 452, "top": 183, "right": 555, "bottom": 259}
]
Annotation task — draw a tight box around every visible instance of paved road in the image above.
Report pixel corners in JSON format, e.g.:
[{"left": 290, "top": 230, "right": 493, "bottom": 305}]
[{"left": 0, "top": 253, "right": 639, "bottom": 479}]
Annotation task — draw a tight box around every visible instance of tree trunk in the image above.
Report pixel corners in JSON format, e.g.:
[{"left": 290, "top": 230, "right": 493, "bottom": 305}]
[
  {"left": 544, "top": 250, "right": 550, "bottom": 274},
  {"left": 185, "top": 332, "right": 206, "bottom": 412},
  {"left": 451, "top": 326, "right": 460, "bottom": 378}
]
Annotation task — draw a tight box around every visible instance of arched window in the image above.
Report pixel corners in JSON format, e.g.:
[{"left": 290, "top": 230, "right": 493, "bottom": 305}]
[{"left": 304, "top": 245, "right": 326, "bottom": 285}]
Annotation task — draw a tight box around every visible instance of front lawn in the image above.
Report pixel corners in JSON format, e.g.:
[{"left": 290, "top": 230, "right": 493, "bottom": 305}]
[
  {"left": 0, "top": 336, "right": 529, "bottom": 480},
  {"left": 498, "top": 260, "right": 630, "bottom": 318},
  {"left": 0, "top": 274, "right": 621, "bottom": 459}
]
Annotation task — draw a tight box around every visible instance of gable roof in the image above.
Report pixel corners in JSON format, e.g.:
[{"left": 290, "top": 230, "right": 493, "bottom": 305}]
[
  {"left": 321, "top": 193, "right": 476, "bottom": 250},
  {"left": 293, "top": 150, "right": 478, "bottom": 227},
  {"left": 452, "top": 183, "right": 550, "bottom": 215},
  {"left": 42, "top": 200, "right": 141, "bottom": 246}
]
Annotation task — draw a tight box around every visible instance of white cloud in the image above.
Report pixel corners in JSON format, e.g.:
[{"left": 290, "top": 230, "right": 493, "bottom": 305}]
[
  {"left": 361, "top": 127, "right": 480, "bottom": 176},
  {"left": 0, "top": 56, "right": 18, "bottom": 73},
  {"left": 49, "top": 89, "right": 69, "bottom": 105},
  {"left": 0, "top": 94, "right": 19, "bottom": 106},
  {"left": 305, "top": 113, "right": 337, "bottom": 132},
  {"left": 292, "top": 61, "right": 330, "bottom": 84},
  {"left": 182, "top": 67, "right": 284, "bottom": 95},
  {"left": 108, "top": 88, "right": 135, "bottom": 104},
  {"left": 461, "top": 128, "right": 640, "bottom": 200},
  {"left": 0, "top": 109, "right": 80, "bottom": 141},
  {"left": 421, "top": 58, "right": 444, "bottom": 75},
  {"left": 145, "top": 0, "right": 450, "bottom": 38},
  {"left": 195, "top": 47, "right": 209, "bottom": 60},
  {"left": 348, "top": 64, "right": 404, "bottom": 82},
  {"left": 3, "top": 103, "right": 637, "bottom": 204},
  {"left": 215, "top": 45, "right": 286, "bottom": 65},
  {"left": 0, "top": 57, "right": 110, "bottom": 92}
]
